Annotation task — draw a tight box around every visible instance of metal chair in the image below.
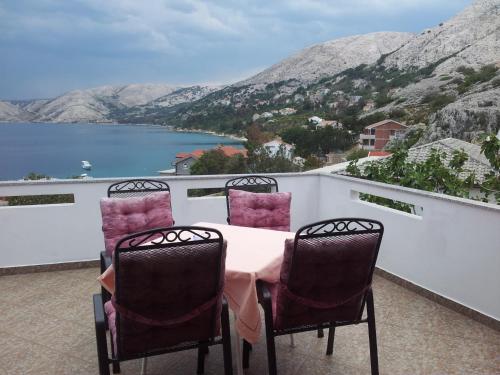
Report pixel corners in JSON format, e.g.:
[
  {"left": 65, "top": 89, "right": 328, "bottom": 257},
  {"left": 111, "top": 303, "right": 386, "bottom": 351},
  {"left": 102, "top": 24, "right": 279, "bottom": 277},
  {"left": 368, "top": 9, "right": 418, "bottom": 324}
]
[
  {"left": 224, "top": 175, "right": 279, "bottom": 225},
  {"left": 243, "top": 218, "right": 384, "bottom": 375},
  {"left": 100, "top": 179, "right": 174, "bottom": 302},
  {"left": 93, "top": 226, "right": 233, "bottom": 375},
  {"left": 107, "top": 179, "right": 171, "bottom": 198}
]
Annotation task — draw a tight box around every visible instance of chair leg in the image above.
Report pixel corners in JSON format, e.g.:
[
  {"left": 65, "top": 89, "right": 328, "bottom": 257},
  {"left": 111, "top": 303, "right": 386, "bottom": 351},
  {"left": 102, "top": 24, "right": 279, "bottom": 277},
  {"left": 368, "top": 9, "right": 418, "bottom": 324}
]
[
  {"left": 197, "top": 343, "right": 207, "bottom": 374},
  {"left": 289, "top": 334, "right": 296, "bottom": 348},
  {"left": 265, "top": 331, "right": 278, "bottom": 375},
  {"left": 262, "top": 302, "right": 277, "bottom": 375},
  {"left": 140, "top": 357, "right": 148, "bottom": 375},
  {"left": 242, "top": 340, "right": 251, "bottom": 369},
  {"left": 94, "top": 295, "right": 110, "bottom": 375},
  {"left": 112, "top": 361, "right": 120, "bottom": 374},
  {"left": 326, "top": 326, "right": 335, "bottom": 355},
  {"left": 367, "top": 289, "right": 379, "bottom": 375},
  {"left": 317, "top": 328, "right": 324, "bottom": 338},
  {"left": 221, "top": 299, "right": 233, "bottom": 375}
]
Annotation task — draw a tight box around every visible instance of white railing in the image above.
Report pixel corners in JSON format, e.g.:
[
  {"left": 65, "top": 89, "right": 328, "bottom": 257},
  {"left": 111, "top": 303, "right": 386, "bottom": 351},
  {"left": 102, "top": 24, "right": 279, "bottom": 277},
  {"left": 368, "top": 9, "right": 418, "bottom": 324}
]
[{"left": 0, "top": 173, "right": 499, "bottom": 321}]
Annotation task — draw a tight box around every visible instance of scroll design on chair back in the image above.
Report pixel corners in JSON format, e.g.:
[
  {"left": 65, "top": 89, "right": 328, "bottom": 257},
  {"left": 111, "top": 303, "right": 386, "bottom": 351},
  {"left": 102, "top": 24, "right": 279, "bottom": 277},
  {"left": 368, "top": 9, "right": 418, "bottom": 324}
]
[
  {"left": 112, "top": 226, "right": 225, "bottom": 359},
  {"left": 107, "top": 179, "right": 170, "bottom": 198},
  {"left": 276, "top": 218, "right": 384, "bottom": 331}
]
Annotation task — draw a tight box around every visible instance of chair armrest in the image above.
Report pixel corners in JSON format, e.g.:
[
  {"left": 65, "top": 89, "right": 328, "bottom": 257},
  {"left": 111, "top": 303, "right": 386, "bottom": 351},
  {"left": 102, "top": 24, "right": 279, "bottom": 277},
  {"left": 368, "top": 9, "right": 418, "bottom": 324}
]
[
  {"left": 100, "top": 251, "right": 112, "bottom": 272},
  {"left": 222, "top": 295, "right": 229, "bottom": 310},
  {"left": 93, "top": 293, "right": 106, "bottom": 325},
  {"left": 256, "top": 280, "right": 272, "bottom": 305}
]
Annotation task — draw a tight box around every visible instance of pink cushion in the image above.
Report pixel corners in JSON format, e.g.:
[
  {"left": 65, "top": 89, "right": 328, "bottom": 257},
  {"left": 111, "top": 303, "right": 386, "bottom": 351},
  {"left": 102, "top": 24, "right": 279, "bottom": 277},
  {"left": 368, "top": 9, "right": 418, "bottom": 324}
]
[
  {"left": 228, "top": 189, "right": 291, "bottom": 231},
  {"left": 100, "top": 191, "right": 174, "bottom": 255},
  {"left": 104, "top": 301, "right": 118, "bottom": 354}
]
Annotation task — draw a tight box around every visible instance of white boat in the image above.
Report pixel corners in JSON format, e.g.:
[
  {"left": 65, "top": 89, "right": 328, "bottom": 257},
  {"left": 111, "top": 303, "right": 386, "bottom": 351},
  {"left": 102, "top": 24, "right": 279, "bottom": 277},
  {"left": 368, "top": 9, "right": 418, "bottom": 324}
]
[{"left": 81, "top": 160, "right": 92, "bottom": 170}]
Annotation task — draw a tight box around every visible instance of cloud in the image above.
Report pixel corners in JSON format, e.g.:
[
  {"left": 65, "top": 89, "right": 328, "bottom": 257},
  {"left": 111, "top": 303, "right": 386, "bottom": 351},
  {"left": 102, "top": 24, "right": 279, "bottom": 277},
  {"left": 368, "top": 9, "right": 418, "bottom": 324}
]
[{"left": 0, "top": 0, "right": 472, "bottom": 99}]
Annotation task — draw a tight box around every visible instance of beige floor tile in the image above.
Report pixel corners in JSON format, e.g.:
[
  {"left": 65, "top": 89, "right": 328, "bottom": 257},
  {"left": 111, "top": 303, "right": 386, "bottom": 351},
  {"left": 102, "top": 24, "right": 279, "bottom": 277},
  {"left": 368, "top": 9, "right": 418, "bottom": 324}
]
[{"left": 1, "top": 269, "right": 499, "bottom": 375}]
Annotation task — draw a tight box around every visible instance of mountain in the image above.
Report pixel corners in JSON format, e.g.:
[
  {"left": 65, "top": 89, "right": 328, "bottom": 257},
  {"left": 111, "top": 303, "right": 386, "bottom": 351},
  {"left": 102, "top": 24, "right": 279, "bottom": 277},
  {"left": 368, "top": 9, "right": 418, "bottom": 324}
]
[
  {"left": 0, "top": 84, "right": 218, "bottom": 123},
  {"left": 1, "top": 0, "right": 498, "bottom": 144},
  {"left": 0, "top": 101, "right": 27, "bottom": 122},
  {"left": 238, "top": 32, "right": 414, "bottom": 86},
  {"left": 164, "top": 0, "right": 499, "bottom": 143},
  {"left": 382, "top": 0, "right": 499, "bottom": 73}
]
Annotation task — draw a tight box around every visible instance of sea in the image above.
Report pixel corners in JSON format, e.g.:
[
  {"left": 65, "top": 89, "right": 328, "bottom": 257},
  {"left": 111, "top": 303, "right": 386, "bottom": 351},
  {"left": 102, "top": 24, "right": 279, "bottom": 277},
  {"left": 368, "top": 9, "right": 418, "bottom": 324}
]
[{"left": 0, "top": 122, "right": 243, "bottom": 181}]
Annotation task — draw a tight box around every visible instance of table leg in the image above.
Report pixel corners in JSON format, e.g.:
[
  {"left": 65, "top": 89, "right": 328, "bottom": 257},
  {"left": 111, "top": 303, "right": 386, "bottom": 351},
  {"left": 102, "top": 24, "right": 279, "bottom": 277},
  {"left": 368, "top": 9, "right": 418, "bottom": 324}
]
[
  {"left": 289, "top": 334, "right": 296, "bottom": 348},
  {"left": 233, "top": 312, "right": 244, "bottom": 375}
]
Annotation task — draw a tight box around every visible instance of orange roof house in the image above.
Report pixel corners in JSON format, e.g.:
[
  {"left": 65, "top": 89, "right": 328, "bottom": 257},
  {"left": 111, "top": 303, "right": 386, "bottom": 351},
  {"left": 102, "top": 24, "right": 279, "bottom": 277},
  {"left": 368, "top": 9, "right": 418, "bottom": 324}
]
[
  {"left": 173, "top": 145, "right": 247, "bottom": 175},
  {"left": 359, "top": 119, "right": 407, "bottom": 150}
]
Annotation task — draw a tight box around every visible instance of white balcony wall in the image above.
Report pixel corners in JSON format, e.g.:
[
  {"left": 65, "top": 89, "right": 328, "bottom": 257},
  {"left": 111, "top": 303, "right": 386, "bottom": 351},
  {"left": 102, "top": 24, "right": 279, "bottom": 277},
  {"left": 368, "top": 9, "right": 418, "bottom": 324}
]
[
  {"left": 0, "top": 174, "right": 319, "bottom": 269},
  {"left": 0, "top": 172, "right": 499, "bottom": 321},
  {"left": 318, "top": 174, "right": 500, "bottom": 321}
]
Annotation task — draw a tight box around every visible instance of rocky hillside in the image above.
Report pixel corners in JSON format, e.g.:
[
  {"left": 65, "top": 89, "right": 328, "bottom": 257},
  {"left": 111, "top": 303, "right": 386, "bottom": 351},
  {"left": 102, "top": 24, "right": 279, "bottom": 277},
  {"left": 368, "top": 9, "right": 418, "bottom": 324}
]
[
  {"left": 238, "top": 32, "right": 413, "bottom": 85},
  {"left": 159, "top": 0, "right": 499, "bottom": 143},
  {"left": 0, "top": 84, "right": 218, "bottom": 123},
  {"left": 382, "top": 0, "right": 499, "bottom": 73}
]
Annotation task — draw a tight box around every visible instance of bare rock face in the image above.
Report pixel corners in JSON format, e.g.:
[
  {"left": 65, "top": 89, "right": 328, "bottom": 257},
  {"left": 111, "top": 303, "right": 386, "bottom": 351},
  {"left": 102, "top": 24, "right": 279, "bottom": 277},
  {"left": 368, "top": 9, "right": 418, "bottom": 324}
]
[
  {"left": 237, "top": 32, "right": 414, "bottom": 86},
  {"left": 420, "top": 86, "right": 500, "bottom": 144},
  {"left": 0, "top": 101, "right": 27, "bottom": 122},
  {"left": 34, "top": 84, "right": 181, "bottom": 123},
  {"left": 151, "top": 86, "right": 222, "bottom": 108},
  {"left": 383, "top": 0, "right": 500, "bottom": 73},
  {"left": 0, "top": 84, "right": 217, "bottom": 123}
]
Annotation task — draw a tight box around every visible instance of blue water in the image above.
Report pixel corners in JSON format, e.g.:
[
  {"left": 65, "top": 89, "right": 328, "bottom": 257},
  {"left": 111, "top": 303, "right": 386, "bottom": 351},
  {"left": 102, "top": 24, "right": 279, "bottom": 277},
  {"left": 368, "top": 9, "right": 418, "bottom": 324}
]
[{"left": 0, "top": 122, "right": 242, "bottom": 180}]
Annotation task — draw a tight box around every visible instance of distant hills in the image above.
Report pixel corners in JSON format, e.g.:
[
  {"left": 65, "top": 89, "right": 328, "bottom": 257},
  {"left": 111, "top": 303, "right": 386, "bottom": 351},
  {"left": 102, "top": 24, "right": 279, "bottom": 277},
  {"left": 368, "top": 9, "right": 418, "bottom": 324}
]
[
  {"left": 1, "top": 0, "right": 498, "bottom": 144},
  {"left": 0, "top": 84, "right": 220, "bottom": 124}
]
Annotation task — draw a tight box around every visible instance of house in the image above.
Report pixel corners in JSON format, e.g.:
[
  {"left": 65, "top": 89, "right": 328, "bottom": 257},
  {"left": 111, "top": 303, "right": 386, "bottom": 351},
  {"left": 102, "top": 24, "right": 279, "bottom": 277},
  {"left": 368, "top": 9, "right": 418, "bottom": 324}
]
[
  {"left": 308, "top": 116, "right": 323, "bottom": 125},
  {"left": 167, "top": 146, "right": 247, "bottom": 175},
  {"left": 263, "top": 139, "right": 294, "bottom": 159},
  {"left": 359, "top": 119, "right": 407, "bottom": 150},
  {"left": 406, "top": 138, "right": 494, "bottom": 184},
  {"left": 316, "top": 120, "right": 343, "bottom": 129}
]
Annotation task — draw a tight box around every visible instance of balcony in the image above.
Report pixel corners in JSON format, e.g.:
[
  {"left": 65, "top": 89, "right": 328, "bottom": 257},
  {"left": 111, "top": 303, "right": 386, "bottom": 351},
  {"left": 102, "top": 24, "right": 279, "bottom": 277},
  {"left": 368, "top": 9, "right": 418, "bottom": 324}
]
[
  {"left": 359, "top": 134, "right": 376, "bottom": 140},
  {"left": 1, "top": 172, "right": 499, "bottom": 374}
]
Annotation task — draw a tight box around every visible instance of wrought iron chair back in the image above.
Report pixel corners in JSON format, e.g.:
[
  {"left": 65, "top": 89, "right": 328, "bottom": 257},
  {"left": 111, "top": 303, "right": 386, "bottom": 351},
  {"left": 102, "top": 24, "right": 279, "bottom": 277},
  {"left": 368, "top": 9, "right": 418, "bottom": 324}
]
[
  {"left": 277, "top": 218, "right": 384, "bottom": 328},
  {"left": 107, "top": 179, "right": 170, "bottom": 198},
  {"left": 224, "top": 175, "right": 279, "bottom": 224}
]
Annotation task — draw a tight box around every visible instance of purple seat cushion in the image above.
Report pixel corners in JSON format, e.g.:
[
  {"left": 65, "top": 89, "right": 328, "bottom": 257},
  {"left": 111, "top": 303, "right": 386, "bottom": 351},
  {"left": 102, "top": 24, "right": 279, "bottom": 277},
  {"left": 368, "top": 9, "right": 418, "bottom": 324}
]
[
  {"left": 228, "top": 189, "right": 291, "bottom": 231},
  {"left": 100, "top": 191, "right": 174, "bottom": 256}
]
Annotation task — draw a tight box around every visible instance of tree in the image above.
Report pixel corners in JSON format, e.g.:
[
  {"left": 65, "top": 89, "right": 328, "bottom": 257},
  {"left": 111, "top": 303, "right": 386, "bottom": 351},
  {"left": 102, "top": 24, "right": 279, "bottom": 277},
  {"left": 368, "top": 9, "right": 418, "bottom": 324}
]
[
  {"left": 346, "top": 148, "right": 369, "bottom": 161},
  {"left": 190, "top": 150, "right": 232, "bottom": 175},
  {"left": 479, "top": 134, "right": 500, "bottom": 203},
  {"left": 345, "top": 135, "right": 500, "bottom": 206},
  {"left": 247, "top": 146, "right": 299, "bottom": 173},
  {"left": 6, "top": 172, "right": 74, "bottom": 206}
]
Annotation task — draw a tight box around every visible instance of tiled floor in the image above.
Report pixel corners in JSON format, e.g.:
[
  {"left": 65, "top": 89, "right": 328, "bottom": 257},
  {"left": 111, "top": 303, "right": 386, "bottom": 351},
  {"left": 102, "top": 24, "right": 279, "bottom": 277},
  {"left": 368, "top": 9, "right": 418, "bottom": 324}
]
[{"left": 0, "top": 268, "right": 499, "bottom": 375}]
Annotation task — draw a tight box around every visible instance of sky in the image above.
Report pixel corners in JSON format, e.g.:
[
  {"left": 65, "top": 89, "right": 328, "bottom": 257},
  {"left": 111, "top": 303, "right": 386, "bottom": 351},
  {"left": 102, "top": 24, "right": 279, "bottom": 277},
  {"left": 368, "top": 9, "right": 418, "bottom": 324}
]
[{"left": 0, "top": 0, "right": 472, "bottom": 100}]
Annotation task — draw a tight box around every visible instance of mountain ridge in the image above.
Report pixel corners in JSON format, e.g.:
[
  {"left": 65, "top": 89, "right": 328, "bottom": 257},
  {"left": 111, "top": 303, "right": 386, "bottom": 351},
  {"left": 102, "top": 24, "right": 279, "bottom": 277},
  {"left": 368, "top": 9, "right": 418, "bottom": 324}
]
[{"left": 1, "top": 0, "right": 498, "bottom": 145}]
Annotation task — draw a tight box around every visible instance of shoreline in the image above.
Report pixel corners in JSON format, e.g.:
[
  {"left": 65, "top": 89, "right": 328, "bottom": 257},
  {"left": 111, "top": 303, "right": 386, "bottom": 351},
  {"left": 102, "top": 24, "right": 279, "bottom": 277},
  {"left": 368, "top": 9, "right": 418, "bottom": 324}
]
[
  {"left": 0, "top": 121, "right": 247, "bottom": 142},
  {"left": 170, "top": 127, "right": 247, "bottom": 142}
]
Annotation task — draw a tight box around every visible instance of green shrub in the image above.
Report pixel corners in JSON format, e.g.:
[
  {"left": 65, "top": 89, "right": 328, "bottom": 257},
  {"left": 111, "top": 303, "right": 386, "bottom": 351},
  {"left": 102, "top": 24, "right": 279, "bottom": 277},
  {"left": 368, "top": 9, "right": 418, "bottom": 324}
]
[{"left": 346, "top": 148, "right": 369, "bottom": 161}]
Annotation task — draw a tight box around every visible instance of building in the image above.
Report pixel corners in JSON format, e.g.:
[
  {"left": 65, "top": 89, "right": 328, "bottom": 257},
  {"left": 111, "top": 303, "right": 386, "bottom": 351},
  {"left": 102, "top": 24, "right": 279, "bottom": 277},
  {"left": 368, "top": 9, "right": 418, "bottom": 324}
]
[
  {"left": 168, "top": 146, "right": 247, "bottom": 175},
  {"left": 316, "top": 120, "right": 343, "bottom": 129},
  {"left": 262, "top": 139, "right": 294, "bottom": 159},
  {"left": 308, "top": 116, "right": 323, "bottom": 125},
  {"left": 359, "top": 119, "right": 407, "bottom": 150},
  {"left": 407, "top": 138, "right": 494, "bottom": 184}
]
